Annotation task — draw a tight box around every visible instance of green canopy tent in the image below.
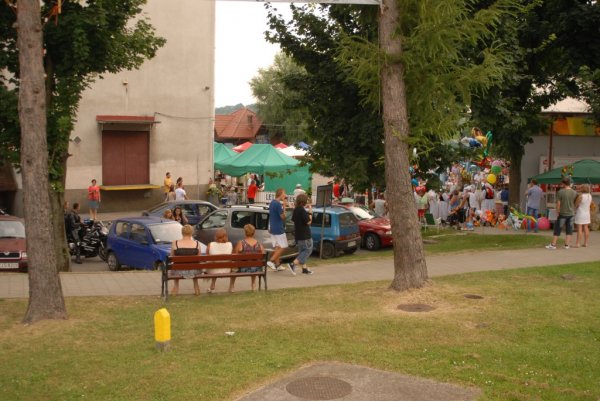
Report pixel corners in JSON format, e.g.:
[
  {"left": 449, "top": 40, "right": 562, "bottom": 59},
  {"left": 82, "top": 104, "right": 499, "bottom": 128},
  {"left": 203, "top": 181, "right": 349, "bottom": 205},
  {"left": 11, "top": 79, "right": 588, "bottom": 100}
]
[
  {"left": 214, "top": 144, "right": 311, "bottom": 193},
  {"left": 529, "top": 159, "right": 600, "bottom": 184},
  {"left": 213, "top": 142, "right": 237, "bottom": 164}
]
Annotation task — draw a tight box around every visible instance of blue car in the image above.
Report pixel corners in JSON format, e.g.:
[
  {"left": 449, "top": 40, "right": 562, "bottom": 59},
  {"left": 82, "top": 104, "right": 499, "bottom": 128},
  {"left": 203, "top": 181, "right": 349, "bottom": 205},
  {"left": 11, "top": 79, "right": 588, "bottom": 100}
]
[
  {"left": 106, "top": 217, "right": 183, "bottom": 271},
  {"left": 310, "top": 206, "right": 361, "bottom": 259}
]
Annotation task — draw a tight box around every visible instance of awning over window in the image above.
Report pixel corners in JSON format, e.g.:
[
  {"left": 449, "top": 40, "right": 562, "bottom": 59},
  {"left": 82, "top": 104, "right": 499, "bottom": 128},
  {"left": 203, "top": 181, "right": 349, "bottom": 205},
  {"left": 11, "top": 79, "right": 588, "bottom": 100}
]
[{"left": 96, "top": 115, "right": 159, "bottom": 131}]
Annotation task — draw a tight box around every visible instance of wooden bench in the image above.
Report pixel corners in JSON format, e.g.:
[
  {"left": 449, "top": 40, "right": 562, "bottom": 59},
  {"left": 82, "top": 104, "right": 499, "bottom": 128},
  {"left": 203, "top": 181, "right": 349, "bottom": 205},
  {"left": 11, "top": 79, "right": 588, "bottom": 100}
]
[{"left": 161, "top": 253, "right": 268, "bottom": 300}]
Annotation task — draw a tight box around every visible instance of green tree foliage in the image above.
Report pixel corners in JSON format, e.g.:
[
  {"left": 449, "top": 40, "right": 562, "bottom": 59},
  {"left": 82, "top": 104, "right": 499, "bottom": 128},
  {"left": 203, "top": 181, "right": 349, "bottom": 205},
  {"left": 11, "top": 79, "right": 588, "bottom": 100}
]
[
  {"left": 249, "top": 53, "right": 311, "bottom": 144},
  {"left": 0, "top": 0, "right": 165, "bottom": 273},
  {"left": 265, "top": 4, "right": 385, "bottom": 192},
  {"left": 0, "top": 0, "right": 166, "bottom": 185},
  {"left": 470, "top": 0, "right": 600, "bottom": 203}
]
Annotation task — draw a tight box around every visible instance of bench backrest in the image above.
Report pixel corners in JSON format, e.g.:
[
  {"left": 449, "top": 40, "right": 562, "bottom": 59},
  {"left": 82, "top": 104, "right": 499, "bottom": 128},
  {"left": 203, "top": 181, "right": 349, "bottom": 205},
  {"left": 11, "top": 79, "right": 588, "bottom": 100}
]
[{"left": 167, "top": 253, "right": 267, "bottom": 271}]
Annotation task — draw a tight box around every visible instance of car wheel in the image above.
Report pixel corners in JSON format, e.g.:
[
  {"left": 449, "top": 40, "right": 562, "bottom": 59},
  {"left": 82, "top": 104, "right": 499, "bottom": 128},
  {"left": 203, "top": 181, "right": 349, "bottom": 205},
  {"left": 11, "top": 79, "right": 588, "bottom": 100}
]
[
  {"left": 107, "top": 252, "right": 121, "bottom": 271},
  {"left": 320, "top": 241, "right": 336, "bottom": 259},
  {"left": 364, "top": 233, "right": 381, "bottom": 251},
  {"left": 343, "top": 247, "right": 357, "bottom": 255},
  {"left": 153, "top": 261, "right": 165, "bottom": 271}
]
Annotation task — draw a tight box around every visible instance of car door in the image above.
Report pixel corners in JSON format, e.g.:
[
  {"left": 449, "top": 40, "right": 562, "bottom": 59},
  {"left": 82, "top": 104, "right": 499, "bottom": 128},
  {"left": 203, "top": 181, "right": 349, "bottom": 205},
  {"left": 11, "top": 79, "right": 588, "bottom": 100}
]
[
  {"left": 111, "top": 221, "right": 133, "bottom": 266},
  {"left": 230, "top": 210, "right": 253, "bottom": 245},
  {"left": 126, "top": 223, "right": 155, "bottom": 269},
  {"left": 196, "top": 210, "right": 228, "bottom": 245}
]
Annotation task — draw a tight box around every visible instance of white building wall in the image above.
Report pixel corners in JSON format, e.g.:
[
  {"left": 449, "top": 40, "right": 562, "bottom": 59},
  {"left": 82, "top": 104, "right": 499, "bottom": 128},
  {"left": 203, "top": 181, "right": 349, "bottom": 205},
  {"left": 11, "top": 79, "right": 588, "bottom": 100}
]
[
  {"left": 66, "top": 0, "right": 215, "bottom": 210},
  {"left": 520, "top": 134, "right": 600, "bottom": 210}
]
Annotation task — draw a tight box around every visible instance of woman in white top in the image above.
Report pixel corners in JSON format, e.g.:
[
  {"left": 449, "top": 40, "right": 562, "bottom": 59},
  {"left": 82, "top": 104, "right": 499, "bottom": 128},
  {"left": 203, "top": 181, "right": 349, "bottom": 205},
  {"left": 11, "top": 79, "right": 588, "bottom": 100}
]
[
  {"left": 206, "top": 228, "right": 234, "bottom": 292},
  {"left": 574, "top": 184, "right": 592, "bottom": 248}
]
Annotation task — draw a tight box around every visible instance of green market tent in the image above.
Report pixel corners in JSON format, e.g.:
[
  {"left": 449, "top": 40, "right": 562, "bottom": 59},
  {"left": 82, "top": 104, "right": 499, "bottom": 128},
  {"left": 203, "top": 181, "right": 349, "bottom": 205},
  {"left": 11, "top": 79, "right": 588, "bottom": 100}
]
[
  {"left": 214, "top": 142, "right": 237, "bottom": 164},
  {"left": 214, "top": 144, "right": 311, "bottom": 193},
  {"left": 529, "top": 159, "right": 600, "bottom": 184}
]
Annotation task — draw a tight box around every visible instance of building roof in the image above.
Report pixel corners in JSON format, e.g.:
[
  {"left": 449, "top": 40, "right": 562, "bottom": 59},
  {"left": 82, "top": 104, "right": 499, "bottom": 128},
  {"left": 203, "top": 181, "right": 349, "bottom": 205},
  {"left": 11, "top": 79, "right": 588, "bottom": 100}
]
[
  {"left": 542, "top": 97, "right": 590, "bottom": 114},
  {"left": 214, "top": 108, "right": 263, "bottom": 141}
]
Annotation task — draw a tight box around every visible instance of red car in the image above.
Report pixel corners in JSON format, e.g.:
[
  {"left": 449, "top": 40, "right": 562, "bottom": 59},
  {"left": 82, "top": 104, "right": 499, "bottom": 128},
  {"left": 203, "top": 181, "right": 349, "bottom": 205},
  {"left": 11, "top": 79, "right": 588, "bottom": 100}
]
[
  {"left": 343, "top": 206, "right": 393, "bottom": 251},
  {"left": 0, "top": 215, "right": 27, "bottom": 272}
]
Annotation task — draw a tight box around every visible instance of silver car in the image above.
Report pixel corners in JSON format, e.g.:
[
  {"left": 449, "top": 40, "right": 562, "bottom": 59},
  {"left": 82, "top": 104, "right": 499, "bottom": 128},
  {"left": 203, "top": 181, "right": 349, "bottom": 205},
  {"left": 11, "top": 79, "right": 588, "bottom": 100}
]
[{"left": 194, "top": 204, "right": 298, "bottom": 261}]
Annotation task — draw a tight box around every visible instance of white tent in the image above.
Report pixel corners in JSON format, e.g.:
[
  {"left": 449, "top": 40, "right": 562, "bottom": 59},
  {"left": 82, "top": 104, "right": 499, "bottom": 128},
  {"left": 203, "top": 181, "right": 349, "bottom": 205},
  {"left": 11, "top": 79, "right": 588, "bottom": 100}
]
[{"left": 279, "top": 145, "right": 307, "bottom": 158}]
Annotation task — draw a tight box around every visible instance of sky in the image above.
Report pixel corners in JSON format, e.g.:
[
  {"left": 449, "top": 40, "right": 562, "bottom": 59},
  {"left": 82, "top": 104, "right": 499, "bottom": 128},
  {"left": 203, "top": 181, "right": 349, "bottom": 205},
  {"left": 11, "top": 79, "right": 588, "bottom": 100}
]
[{"left": 215, "top": 2, "right": 293, "bottom": 108}]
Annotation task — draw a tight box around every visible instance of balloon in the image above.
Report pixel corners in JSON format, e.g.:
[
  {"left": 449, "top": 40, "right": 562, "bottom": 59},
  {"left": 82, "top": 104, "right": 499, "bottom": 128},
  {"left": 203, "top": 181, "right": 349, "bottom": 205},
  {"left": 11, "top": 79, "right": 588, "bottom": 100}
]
[
  {"left": 491, "top": 165, "right": 502, "bottom": 175},
  {"left": 491, "top": 160, "right": 502, "bottom": 167},
  {"left": 475, "top": 135, "right": 488, "bottom": 146},
  {"left": 537, "top": 217, "right": 551, "bottom": 230},
  {"left": 483, "top": 131, "right": 493, "bottom": 157},
  {"left": 411, "top": 178, "right": 419, "bottom": 186},
  {"left": 469, "top": 164, "right": 480, "bottom": 174},
  {"left": 487, "top": 174, "right": 497, "bottom": 184}
]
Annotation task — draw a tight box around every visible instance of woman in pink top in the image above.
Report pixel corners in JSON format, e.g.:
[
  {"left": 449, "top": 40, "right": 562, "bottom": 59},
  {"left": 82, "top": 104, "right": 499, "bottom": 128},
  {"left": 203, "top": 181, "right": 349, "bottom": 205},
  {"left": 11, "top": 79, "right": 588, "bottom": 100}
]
[{"left": 87, "top": 179, "right": 101, "bottom": 221}]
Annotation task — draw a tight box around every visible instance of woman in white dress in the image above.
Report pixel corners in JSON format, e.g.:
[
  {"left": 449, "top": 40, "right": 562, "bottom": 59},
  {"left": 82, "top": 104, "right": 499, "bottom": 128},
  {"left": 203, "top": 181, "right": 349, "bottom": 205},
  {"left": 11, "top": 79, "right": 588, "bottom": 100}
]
[
  {"left": 206, "top": 228, "right": 234, "bottom": 292},
  {"left": 574, "top": 184, "right": 592, "bottom": 248}
]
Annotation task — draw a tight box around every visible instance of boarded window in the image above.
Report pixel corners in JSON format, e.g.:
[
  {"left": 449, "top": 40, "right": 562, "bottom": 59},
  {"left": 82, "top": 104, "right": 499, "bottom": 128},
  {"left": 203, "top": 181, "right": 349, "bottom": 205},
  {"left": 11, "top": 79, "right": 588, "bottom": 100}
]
[{"left": 102, "top": 131, "right": 149, "bottom": 185}]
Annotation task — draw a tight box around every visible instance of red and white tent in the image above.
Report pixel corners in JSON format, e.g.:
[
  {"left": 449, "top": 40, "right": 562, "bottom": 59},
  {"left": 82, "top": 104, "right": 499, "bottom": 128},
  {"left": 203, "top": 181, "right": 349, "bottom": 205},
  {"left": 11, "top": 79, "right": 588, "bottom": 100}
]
[{"left": 232, "top": 141, "right": 253, "bottom": 153}]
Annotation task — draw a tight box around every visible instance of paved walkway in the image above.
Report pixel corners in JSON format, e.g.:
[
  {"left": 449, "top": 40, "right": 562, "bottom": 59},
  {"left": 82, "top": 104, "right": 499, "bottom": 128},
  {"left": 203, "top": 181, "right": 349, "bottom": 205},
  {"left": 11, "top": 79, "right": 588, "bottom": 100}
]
[{"left": 2, "top": 232, "right": 598, "bottom": 299}]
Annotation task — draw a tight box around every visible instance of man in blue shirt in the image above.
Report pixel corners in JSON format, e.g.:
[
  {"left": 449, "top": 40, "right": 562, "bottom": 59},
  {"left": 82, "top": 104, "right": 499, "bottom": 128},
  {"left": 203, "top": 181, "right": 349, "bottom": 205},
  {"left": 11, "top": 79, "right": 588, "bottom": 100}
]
[
  {"left": 267, "top": 188, "right": 289, "bottom": 271},
  {"left": 525, "top": 179, "right": 543, "bottom": 232}
]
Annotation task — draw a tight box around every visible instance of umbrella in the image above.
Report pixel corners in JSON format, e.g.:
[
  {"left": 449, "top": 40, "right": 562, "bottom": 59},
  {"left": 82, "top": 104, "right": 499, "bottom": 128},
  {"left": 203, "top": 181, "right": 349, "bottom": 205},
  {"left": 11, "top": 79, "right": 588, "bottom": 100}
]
[
  {"left": 215, "top": 144, "right": 299, "bottom": 176},
  {"left": 232, "top": 141, "right": 253, "bottom": 153},
  {"left": 529, "top": 159, "right": 600, "bottom": 184},
  {"left": 278, "top": 145, "right": 307, "bottom": 158},
  {"left": 213, "top": 142, "right": 236, "bottom": 164},
  {"left": 273, "top": 143, "right": 288, "bottom": 149}
]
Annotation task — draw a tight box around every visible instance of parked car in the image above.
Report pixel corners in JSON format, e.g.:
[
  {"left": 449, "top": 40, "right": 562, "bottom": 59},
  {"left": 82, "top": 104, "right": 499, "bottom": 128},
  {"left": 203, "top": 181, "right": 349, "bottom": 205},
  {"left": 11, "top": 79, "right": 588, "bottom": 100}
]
[
  {"left": 142, "top": 200, "right": 218, "bottom": 225},
  {"left": 194, "top": 204, "right": 298, "bottom": 261},
  {"left": 343, "top": 205, "right": 393, "bottom": 251},
  {"left": 310, "top": 206, "right": 361, "bottom": 259},
  {"left": 106, "top": 217, "right": 183, "bottom": 271},
  {"left": 0, "top": 215, "right": 27, "bottom": 272}
]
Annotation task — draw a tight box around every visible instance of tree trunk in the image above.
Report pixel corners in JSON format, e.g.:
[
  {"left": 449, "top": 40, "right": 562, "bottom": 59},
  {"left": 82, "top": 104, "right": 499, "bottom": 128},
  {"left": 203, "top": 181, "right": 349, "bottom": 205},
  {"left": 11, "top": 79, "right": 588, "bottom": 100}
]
[
  {"left": 51, "top": 189, "right": 71, "bottom": 272},
  {"left": 509, "top": 153, "right": 522, "bottom": 210},
  {"left": 380, "top": 0, "right": 428, "bottom": 291},
  {"left": 17, "top": 0, "right": 67, "bottom": 323},
  {"left": 44, "top": 51, "right": 71, "bottom": 272}
]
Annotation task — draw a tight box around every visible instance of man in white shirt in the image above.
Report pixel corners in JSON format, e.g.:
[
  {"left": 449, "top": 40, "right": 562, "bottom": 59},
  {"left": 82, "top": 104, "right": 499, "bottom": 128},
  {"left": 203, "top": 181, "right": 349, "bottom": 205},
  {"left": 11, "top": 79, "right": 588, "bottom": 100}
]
[{"left": 175, "top": 181, "right": 188, "bottom": 200}]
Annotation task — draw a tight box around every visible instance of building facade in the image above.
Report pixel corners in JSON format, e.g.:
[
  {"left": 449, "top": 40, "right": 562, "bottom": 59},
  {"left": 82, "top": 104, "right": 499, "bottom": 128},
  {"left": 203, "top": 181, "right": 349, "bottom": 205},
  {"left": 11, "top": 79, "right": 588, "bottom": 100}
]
[{"left": 64, "top": 0, "right": 215, "bottom": 212}]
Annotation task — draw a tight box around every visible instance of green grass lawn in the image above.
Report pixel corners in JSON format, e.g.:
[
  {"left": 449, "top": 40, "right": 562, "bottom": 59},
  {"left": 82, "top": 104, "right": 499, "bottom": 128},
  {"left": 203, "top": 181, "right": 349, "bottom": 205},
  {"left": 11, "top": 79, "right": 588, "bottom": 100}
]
[
  {"left": 1, "top": 262, "right": 599, "bottom": 401},
  {"left": 312, "top": 231, "right": 550, "bottom": 266}
]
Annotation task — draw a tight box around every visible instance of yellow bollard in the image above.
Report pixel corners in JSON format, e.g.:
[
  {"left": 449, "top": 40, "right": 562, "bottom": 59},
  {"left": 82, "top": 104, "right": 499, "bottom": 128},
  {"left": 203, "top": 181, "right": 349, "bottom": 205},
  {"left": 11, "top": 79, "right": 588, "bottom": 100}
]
[{"left": 154, "top": 308, "right": 171, "bottom": 351}]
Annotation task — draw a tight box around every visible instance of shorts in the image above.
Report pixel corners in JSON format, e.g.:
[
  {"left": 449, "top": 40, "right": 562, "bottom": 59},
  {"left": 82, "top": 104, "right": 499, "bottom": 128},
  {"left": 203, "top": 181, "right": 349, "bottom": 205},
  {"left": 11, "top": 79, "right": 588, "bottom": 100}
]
[
  {"left": 270, "top": 233, "right": 288, "bottom": 249},
  {"left": 417, "top": 209, "right": 426, "bottom": 218},
  {"left": 553, "top": 215, "right": 574, "bottom": 236},
  {"left": 296, "top": 238, "right": 313, "bottom": 265},
  {"left": 88, "top": 200, "right": 99, "bottom": 209}
]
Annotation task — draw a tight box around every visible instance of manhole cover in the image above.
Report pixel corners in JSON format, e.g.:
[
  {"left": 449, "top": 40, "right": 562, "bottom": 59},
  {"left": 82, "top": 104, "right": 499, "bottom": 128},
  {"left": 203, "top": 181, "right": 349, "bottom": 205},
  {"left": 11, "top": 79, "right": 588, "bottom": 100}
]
[
  {"left": 464, "top": 294, "right": 484, "bottom": 299},
  {"left": 397, "top": 303, "right": 436, "bottom": 312},
  {"left": 286, "top": 376, "right": 353, "bottom": 400},
  {"left": 561, "top": 274, "right": 576, "bottom": 281}
]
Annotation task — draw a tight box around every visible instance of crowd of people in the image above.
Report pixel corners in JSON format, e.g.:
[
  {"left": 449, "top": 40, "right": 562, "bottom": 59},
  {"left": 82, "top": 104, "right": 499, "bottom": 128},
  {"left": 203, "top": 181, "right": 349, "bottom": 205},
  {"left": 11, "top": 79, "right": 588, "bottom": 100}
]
[{"left": 168, "top": 187, "right": 314, "bottom": 295}]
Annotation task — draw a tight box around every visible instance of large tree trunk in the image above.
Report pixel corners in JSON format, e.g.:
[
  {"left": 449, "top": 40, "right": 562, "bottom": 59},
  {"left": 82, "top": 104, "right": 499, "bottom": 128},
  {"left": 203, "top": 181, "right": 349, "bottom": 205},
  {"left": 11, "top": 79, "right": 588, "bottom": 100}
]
[
  {"left": 18, "top": 0, "right": 67, "bottom": 323},
  {"left": 509, "top": 153, "right": 522, "bottom": 210},
  {"left": 51, "top": 189, "right": 71, "bottom": 272},
  {"left": 45, "top": 51, "right": 71, "bottom": 272},
  {"left": 380, "top": 0, "right": 428, "bottom": 291}
]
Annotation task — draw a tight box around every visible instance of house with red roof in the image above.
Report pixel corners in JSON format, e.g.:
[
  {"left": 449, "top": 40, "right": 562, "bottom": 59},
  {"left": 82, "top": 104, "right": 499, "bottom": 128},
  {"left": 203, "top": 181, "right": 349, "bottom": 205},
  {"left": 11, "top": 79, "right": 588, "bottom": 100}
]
[{"left": 214, "top": 107, "right": 267, "bottom": 145}]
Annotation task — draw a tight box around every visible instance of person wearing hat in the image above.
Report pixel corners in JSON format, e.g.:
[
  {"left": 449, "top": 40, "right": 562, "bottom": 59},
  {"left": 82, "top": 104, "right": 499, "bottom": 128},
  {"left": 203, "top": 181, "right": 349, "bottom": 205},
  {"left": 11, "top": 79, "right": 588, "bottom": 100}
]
[{"left": 293, "top": 183, "right": 306, "bottom": 198}]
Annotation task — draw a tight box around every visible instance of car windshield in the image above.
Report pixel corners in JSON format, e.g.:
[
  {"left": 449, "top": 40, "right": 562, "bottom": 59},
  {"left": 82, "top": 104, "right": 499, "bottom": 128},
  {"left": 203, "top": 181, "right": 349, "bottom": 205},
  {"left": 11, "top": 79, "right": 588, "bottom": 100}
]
[
  {"left": 338, "top": 212, "right": 359, "bottom": 227},
  {"left": 0, "top": 220, "right": 25, "bottom": 238},
  {"left": 348, "top": 207, "right": 374, "bottom": 221},
  {"left": 148, "top": 222, "right": 182, "bottom": 244}
]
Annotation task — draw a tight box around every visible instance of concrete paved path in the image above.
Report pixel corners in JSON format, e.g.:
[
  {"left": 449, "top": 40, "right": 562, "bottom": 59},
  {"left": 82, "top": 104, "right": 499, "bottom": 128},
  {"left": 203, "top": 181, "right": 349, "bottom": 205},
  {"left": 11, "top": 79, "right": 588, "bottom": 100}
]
[{"left": 2, "top": 234, "right": 598, "bottom": 299}]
